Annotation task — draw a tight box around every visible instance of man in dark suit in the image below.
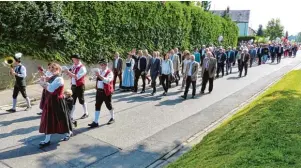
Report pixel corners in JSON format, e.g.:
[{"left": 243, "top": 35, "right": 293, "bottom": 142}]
[
  {"left": 276, "top": 44, "right": 284, "bottom": 64},
  {"left": 270, "top": 44, "right": 276, "bottom": 63},
  {"left": 249, "top": 45, "right": 257, "bottom": 67},
  {"left": 257, "top": 44, "right": 263, "bottom": 65},
  {"left": 225, "top": 47, "right": 235, "bottom": 75},
  {"left": 147, "top": 51, "right": 161, "bottom": 96},
  {"left": 239, "top": 49, "right": 250, "bottom": 77},
  {"left": 201, "top": 52, "right": 217, "bottom": 94},
  {"left": 134, "top": 50, "right": 147, "bottom": 93},
  {"left": 112, "top": 52, "right": 123, "bottom": 90},
  {"left": 216, "top": 48, "right": 226, "bottom": 78}
]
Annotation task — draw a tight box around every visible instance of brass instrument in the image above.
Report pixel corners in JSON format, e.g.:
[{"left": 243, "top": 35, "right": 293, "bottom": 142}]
[{"left": 2, "top": 56, "right": 15, "bottom": 68}]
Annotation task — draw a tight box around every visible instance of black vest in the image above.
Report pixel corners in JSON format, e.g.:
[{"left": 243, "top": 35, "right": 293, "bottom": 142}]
[{"left": 14, "top": 65, "right": 26, "bottom": 87}]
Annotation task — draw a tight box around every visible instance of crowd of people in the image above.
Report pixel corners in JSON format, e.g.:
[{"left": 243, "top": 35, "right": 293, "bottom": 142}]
[{"left": 5, "top": 42, "right": 299, "bottom": 147}]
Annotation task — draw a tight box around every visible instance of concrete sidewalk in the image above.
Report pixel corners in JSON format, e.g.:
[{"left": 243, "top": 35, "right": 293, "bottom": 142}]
[{"left": 0, "top": 53, "right": 300, "bottom": 168}]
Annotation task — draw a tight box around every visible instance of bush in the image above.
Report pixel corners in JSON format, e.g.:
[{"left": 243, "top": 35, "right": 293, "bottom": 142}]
[{"left": 0, "top": 2, "right": 238, "bottom": 64}]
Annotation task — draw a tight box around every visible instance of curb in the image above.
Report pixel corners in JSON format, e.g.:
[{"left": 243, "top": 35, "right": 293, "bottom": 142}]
[{"left": 148, "top": 62, "right": 301, "bottom": 168}]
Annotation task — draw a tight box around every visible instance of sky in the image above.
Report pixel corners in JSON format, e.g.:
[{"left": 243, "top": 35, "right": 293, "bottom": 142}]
[{"left": 210, "top": 0, "right": 301, "bottom": 36}]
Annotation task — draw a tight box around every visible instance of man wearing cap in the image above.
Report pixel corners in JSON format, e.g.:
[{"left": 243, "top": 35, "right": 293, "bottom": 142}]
[
  {"left": 88, "top": 58, "right": 115, "bottom": 128},
  {"left": 65, "top": 54, "right": 89, "bottom": 120},
  {"left": 6, "top": 53, "right": 32, "bottom": 112}
]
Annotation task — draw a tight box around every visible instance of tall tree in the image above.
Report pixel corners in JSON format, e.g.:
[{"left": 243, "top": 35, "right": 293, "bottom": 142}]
[
  {"left": 201, "top": 1, "right": 211, "bottom": 11},
  {"left": 265, "top": 18, "right": 284, "bottom": 40},
  {"left": 257, "top": 24, "right": 264, "bottom": 36},
  {"left": 296, "top": 32, "right": 301, "bottom": 42}
]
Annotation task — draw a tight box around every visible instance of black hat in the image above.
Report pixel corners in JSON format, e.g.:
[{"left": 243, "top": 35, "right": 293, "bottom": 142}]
[
  {"left": 98, "top": 58, "right": 108, "bottom": 64},
  {"left": 71, "top": 54, "right": 81, "bottom": 59}
]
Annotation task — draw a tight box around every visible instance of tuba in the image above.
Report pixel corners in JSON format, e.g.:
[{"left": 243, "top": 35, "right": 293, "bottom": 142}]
[{"left": 2, "top": 56, "right": 15, "bottom": 68}]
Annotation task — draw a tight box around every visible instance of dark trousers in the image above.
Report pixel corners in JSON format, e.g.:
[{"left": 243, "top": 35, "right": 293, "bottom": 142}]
[
  {"left": 277, "top": 54, "right": 282, "bottom": 63},
  {"left": 151, "top": 74, "right": 158, "bottom": 93},
  {"left": 184, "top": 76, "right": 196, "bottom": 97},
  {"left": 161, "top": 74, "right": 169, "bottom": 93},
  {"left": 134, "top": 70, "right": 146, "bottom": 92},
  {"left": 216, "top": 63, "right": 224, "bottom": 77},
  {"left": 258, "top": 55, "right": 262, "bottom": 65},
  {"left": 250, "top": 57, "right": 254, "bottom": 67},
  {"left": 201, "top": 70, "right": 213, "bottom": 92},
  {"left": 95, "top": 89, "right": 112, "bottom": 111},
  {"left": 71, "top": 85, "right": 85, "bottom": 105},
  {"left": 239, "top": 63, "right": 248, "bottom": 77},
  {"left": 13, "top": 85, "right": 27, "bottom": 99},
  {"left": 226, "top": 62, "right": 232, "bottom": 74},
  {"left": 169, "top": 71, "right": 180, "bottom": 87},
  {"left": 113, "top": 70, "right": 122, "bottom": 90},
  {"left": 271, "top": 53, "right": 276, "bottom": 63}
]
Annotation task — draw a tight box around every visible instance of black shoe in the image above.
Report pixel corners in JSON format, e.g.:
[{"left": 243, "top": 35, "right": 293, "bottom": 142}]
[
  {"left": 80, "top": 114, "right": 89, "bottom": 119},
  {"left": 151, "top": 92, "right": 155, "bottom": 96},
  {"left": 37, "top": 112, "right": 42, "bottom": 115},
  {"left": 140, "top": 90, "right": 145, "bottom": 94},
  {"left": 181, "top": 95, "right": 187, "bottom": 99},
  {"left": 200, "top": 91, "right": 205, "bottom": 94},
  {"left": 6, "top": 108, "right": 16, "bottom": 112},
  {"left": 163, "top": 92, "right": 167, "bottom": 96},
  {"left": 39, "top": 141, "right": 50, "bottom": 148},
  {"left": 25, "top": 106, "right": 32, "bottom": 111},
  {"left": 73, "top": 121, "right": 77, "bottom": 128},
  {"left": 191, "top": 96, "right": 195, "bottom": 99},
  {"left": 107, "top": 118, "right": 115, "bottom": 125},
  {"left": 61, "top": 132, "right": 73, "bottom": 141},
  {"left": 88, "top": 122, "right": 99, "bottom": 128}
]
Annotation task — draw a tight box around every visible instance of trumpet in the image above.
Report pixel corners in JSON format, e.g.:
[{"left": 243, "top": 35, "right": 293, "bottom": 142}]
[
  {"left": 89, "top": 68, "right": 99, "bottom": 81},
  {"left": 2, "top": 56, "right": 15, "bottom": 68}
]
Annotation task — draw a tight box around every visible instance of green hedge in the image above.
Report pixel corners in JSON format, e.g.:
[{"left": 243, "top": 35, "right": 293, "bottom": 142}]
[
  {"left": 238, "top": 36, "right": 256, "bottom": 43},
  {"left": 0, "top": 2, "right": 238, "bottom": 64}
]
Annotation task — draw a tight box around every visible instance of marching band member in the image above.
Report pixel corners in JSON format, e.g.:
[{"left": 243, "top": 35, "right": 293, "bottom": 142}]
[
  {"left": 39, "top": 63, "right": 73, "bottom": 147},
  {"left": 65, "top": 54, "right": 89, "bottom": 120},
  {"left": 37, "top": 62, "right": 53, "bottom": 115},
  {"left": 6, "top": 53, "right": 32, "bottom": 112},
  {"left": 88, "top": 58, "right": 115, "bottom": 128}
]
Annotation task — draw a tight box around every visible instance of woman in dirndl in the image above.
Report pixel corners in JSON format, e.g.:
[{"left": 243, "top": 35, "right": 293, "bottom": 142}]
[
  {"left": 121, "top": 54, "right": 135, "bottom": 91},
  {"left": 39, "top": 63, "right": 73, "bottom": 147}
]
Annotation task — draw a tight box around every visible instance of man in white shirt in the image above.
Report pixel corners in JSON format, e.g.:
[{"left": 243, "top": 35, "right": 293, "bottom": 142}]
[
  {"left": 181, "top": 50, "right": 191, "bottom": 90},
  {"left": 65, "top": 54, "right": 89, "bottom": 120},
  {"left": 7, "top": 53, "right": 32, "bottom": 112},
  {"left": 88, "top": 58, "right": 115, "bottom": 128}
]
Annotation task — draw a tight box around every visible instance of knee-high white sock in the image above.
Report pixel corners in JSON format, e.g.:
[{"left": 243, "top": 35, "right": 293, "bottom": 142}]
[
  {"left": 43, "top": 134, "right": 51, "bottom": 142},
  {"left": 25, "top": 97, "right": 31, "bottom": 107},
  {"left": 12, "top": 99, "right": 17, "bottom": 110},
  {"left": 109, "top": 109, "right": 115, "bottom": 119},
  {"left": 94, "top": 111, "right": 100, "bottom": 123},
  {"left": 83, "top": 103, "right": 88, "bottom": 115},
  {"left": 70, "top": 105, "right": 75, "bottom": 119}
]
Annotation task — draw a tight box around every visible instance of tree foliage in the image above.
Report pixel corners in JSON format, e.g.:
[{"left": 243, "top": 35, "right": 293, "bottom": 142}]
[
  {"left": 257, "top": 24, "right": 264, "bottom": 36},
  {"left": 201, "top": 1, "right": 211, "bottom": 11},
  {"left": 265, "top": 18, "right": 284, "bottom": 40},
  {"left": 0, "top": 1, "right": 238, "bottom": 64},
  {"left": 296, "top": 32, "right": 301, "bottom": 42}
]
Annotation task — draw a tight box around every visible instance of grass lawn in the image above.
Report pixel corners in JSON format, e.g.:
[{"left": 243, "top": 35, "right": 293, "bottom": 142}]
[{"left": 167, "top": 70, "right": 301, "bottom": 168}]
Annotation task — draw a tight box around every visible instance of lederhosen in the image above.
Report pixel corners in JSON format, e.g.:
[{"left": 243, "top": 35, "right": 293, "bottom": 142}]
[
  {"left": 13, "top": 65, "right": 27, "bottom": 99},
  {"left": 71, "top": 65, "right": 85, "bottom": 105},
  {"left": 95, "top": 70, "right": 113, "bottom": 111}
]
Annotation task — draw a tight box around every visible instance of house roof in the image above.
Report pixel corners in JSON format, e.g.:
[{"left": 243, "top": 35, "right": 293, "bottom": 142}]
[{"left": 211, "top": 10, "right": 250, "bottom": 23}]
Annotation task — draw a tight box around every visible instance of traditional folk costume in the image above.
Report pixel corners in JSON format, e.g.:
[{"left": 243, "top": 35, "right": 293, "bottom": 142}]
[
  {"left": 38, "top": 67, "right": 53, "bottom": 115},
  {"left": 88, "top": 59, "right": 115, "bottom": 128},
  {"left": 39, "top": 74, "right": 73, "bottom": 147},
  {"left": 121, "top": 58, "right": 135, "bottom": 91},
  {"left": 69, "top": 54, "right": 89, "bottom": 120},
  {"left": 6, "top": 53, "right": 31, "bottom": 112}
]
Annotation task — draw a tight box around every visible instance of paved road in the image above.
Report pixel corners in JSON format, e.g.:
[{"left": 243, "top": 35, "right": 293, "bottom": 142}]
[{"left": 0, "top": 53, "right": 300, "bottom": 168}]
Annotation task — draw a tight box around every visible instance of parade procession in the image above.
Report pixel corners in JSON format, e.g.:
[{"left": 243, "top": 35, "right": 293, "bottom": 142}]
[{"left": 3, "top": 39, "right": 299, "bottom": 147}]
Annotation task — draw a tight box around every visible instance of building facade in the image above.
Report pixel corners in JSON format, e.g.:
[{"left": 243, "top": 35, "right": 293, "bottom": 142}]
[{"left": 211, "top": 10, "right": 250, "bottom": 36}]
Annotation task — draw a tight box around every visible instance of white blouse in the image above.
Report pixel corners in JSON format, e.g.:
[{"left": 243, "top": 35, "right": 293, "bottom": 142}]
[{"left": 47, "top": 77, "right": 64, "bottom": 93}]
